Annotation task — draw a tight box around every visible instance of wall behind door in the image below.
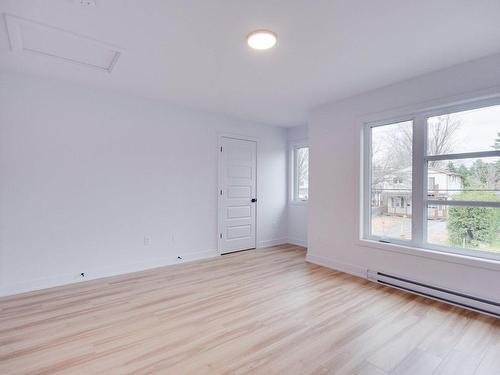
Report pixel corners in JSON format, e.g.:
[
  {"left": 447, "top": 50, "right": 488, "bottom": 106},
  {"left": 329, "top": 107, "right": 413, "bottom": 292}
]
[{"left": 0, "top": 72, "right": 288, "bottom": 296}]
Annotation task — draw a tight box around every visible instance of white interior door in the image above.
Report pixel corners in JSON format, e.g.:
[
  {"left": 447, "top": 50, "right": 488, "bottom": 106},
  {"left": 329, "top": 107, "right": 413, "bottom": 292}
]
[{"left": 219, "top": 136, "right": 257, "bottom": 254}]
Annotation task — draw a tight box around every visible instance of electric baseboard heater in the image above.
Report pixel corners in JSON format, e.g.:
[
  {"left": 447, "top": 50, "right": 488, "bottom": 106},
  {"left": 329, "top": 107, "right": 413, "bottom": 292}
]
[{"left": 367, "top": 270, "right": 500, "bottom": 318}]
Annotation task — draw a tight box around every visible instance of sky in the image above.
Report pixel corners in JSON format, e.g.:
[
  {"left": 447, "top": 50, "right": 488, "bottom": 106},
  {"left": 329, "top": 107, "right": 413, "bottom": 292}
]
[
  {"left": 438, "top": 104, "right": 500, "bottom": 154},
  {"left": 372, "top": 104, "right": 500, "bottom": 167}
]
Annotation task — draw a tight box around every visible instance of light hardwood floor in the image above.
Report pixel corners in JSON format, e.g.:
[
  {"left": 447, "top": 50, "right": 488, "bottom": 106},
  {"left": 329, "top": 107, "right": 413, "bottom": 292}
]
[{"left": 0, "top": 244, "right": 499, "bottom": 374}]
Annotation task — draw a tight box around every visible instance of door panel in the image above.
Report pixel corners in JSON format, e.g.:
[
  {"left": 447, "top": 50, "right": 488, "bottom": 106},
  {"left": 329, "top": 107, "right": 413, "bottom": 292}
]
[
  {"left": 227, "top": 225, "right": 252, "bottom": 239},
  {"left": 219, "top": 137, "right": 257, "bottom": 254},
  {"left": 227, "top": 206, "right": 251, "bottom": 218}
]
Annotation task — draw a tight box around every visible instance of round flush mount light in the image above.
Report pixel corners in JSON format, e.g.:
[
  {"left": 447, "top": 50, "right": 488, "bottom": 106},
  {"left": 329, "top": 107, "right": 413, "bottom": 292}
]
[{"left": 247, "top": 30, "right": 277, "bottom": 50}]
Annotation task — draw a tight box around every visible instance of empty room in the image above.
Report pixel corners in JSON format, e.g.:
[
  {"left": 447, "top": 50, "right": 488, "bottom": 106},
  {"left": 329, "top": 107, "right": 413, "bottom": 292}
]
[{"left": 1, "top": 1, "right": 500, "bottom": 374}]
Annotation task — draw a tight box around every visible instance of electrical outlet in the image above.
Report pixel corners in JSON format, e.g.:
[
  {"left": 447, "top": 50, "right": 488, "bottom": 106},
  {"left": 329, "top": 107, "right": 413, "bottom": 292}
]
[{"left": 144, "top": 236, "right": 152, "bottom": 246}]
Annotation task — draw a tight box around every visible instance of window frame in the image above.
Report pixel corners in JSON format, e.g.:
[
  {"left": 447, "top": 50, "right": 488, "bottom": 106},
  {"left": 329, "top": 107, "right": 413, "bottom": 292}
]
[
  {"left": 290, "top": 141, "right": 309, "bottom": 204},
  {"left": 362, "top": 97, "right": 500, "bottom": 262}
]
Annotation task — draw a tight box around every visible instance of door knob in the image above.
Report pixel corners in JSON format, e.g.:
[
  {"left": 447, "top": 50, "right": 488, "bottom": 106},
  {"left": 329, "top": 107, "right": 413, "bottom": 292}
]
[{"left": 251, "top": 198, "right": 257, "bottom": 203}]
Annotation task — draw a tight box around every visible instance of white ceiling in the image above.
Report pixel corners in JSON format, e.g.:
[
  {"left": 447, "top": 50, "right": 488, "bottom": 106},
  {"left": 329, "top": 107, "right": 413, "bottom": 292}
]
[{"left": 1, "top": 0, "right": 500, "bottom": 126}]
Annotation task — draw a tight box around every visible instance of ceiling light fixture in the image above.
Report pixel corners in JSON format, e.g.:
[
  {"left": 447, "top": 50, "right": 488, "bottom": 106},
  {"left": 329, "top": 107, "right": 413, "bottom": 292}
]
[{"left": 247, "top": 30, "right": 277, "bottom": 50}]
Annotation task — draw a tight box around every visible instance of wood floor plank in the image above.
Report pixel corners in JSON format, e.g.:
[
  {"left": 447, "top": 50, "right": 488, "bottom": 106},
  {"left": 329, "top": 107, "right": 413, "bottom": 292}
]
[{"left": 0, "top": 245, "right": 498, "bottom": 374}]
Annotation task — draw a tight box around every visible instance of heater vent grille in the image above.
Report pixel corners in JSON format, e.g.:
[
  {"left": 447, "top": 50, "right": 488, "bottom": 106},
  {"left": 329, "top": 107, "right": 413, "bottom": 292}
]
[{"left": 367, "top": 270, "right": 500, "bottom": 318}]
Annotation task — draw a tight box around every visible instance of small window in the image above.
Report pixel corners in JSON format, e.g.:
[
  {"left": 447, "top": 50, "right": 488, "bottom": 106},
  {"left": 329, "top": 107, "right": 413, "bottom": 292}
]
[
  {"left": 393, "top": 177, "right": 403, "bottom": 184},
  {"left": 428, "top": 177, "right": 435, "bottom": 188},
  {"left": 292, "top": 145, "right": 309, "bottom": 201}
]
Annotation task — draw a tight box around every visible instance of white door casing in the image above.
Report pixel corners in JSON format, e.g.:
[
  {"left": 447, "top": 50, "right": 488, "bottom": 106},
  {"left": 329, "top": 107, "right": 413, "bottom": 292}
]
[{"left": 218, "top": 136, "right": 257, "bottom": 254}]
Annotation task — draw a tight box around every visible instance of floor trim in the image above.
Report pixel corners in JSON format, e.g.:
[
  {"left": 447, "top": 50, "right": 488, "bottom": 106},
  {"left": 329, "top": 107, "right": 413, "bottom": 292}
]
[
  {"left": 305, "top": 253, "right": 367, "bottom": 279},
  {"left": 287, "top": 238, "right": 307, "bottom": 247},
  {"left": 257, "top": 238, "right": 288, "bottom": 248}
]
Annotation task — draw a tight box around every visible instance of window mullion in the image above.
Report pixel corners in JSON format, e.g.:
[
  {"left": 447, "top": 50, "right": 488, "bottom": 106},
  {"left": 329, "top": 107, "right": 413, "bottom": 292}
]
[
  {"left": 427, "top": 200, "right": 500, "bottom": 208},
  {"left": 412, "top": 115, "right": 426, "bottom": 248},
  {"left": 425, "top": 149, "right": 500, "bottom": 161}
]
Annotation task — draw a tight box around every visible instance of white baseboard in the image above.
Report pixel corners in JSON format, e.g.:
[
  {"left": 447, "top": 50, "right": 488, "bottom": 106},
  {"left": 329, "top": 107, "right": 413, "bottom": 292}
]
[
  {"left": 257, "top": 238, "right": 288, "bottom": 248},
  {"left": 305, "top": 254, "right": 367, "bottom": 279},
  {"left": 0, "top": 249, "right": 218, "bottom": 298},
  {"left": 287, "top": 237, "right": 307, "bottom": 247},
  {"left": 178, "top": 249, "right": 219, "bottom": 261}
]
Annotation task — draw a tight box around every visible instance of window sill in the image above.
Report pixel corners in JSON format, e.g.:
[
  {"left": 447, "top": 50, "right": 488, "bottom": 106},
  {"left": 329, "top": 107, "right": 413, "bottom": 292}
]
[
  {"left": 289, "top": 200, "right": 308, "bottom": 206},
  {"left": 357, "top": 239, "right": 500, "bottom": 272}
]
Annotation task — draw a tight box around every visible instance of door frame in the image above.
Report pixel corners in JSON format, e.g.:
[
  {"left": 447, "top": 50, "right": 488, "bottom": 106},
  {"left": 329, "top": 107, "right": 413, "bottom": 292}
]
[{"left": 217, "top": 133, "right": 258, "bottom": 255}]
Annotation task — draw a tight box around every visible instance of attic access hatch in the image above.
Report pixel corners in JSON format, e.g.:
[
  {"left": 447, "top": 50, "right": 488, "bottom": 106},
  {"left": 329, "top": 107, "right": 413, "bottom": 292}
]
[{"left": 4, "top": 14, "right": 121, "bottom": 73}]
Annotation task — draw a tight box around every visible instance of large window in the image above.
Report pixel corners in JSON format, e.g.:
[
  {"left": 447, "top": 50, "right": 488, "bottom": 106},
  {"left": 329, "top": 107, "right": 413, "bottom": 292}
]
[
  {"left": 292, "top": 144, "right": 309, "bottom": 201},
  {"left": 364, "top": 101, "right": 500, "bottom": 260}
]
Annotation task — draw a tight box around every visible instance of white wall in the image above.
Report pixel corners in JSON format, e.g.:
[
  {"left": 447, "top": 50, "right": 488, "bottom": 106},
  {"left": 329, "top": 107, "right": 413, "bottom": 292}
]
[
  {"left": 0, "top": 72, "right": 288, "bottom": 296},
  {"left": 308, "top": 53, "right": 500, "bottom": 302},
  {"left": 287, "top": 125, "right": 308, "bottom": 247}
]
